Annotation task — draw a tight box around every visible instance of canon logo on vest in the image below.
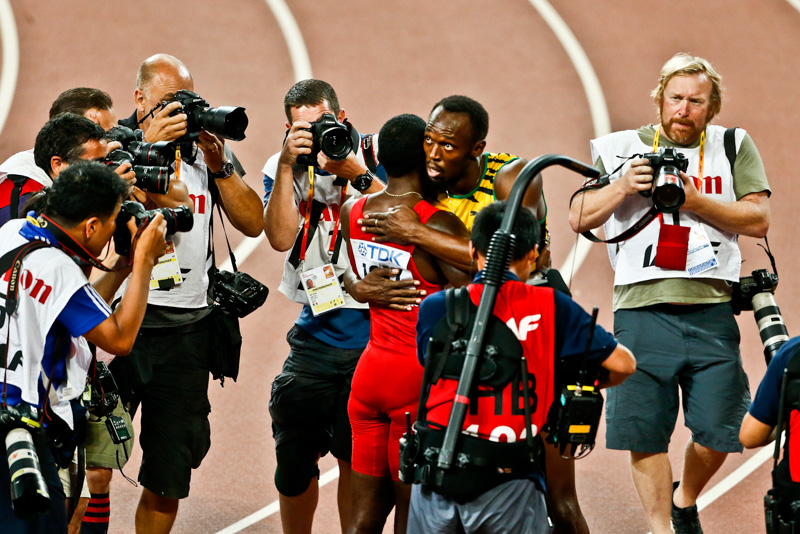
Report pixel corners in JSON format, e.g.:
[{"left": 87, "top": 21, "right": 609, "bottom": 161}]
[
  {"left": 506, "top": 314, "right": 542, "bottom": 341},
  {"left": 189, "top": 193, "right": 208, "bottom": 215},
  {"left": 690, "top": 175, "right": 723, "bottom": 195},
  {"left": 2, "top": 268, "right": 52, "bottom": 305}
]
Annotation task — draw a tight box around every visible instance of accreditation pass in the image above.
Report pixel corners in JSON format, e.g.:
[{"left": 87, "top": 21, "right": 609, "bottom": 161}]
[
  {"left": 301, "top": 263, "right": 345, "bottom": 316},
  {"left": 149, "top": 241, "right": 183, "bottom": 290}
]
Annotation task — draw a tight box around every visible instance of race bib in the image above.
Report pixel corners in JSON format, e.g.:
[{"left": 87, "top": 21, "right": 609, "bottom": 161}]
[{"left": 351, "top": 239, "right": 412, "bottom": 281}]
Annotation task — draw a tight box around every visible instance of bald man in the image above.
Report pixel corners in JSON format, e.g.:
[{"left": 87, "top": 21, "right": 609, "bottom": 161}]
[{"left": 107, "top": 54, "right": 263, "bottom": 534}]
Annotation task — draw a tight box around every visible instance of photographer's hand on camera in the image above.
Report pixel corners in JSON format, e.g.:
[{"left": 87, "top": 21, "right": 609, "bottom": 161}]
[
  {"left": 143, "top": 101, "right": 188, "bottom": 143},
  {"left": 621, "top": 158, "right": 654, "bottom": 196},
  {"left": 569, "top": 158, "right": 654, "bottom": 233},
  {"left": 279, "top": 121, "right": 314, "bottom": 168}
]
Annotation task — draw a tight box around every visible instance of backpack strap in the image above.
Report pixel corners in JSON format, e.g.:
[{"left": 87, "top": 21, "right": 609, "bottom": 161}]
[
  {"left": 724, "top": 127, "right": 738, "bottom": 172},
  {"left": 7, "top": 174, "right": 32, "bottom": 220}
]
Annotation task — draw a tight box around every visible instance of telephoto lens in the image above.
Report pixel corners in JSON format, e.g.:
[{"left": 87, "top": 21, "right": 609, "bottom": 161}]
[
  {"left": 753, "top": 292, "right": 790, "bottom": 364},
  {"left": 5, "top": 428, "right": 50, "bottom": 518}
]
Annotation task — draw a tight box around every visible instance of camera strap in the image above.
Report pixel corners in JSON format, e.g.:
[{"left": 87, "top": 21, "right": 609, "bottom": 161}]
[
  {"left": 32, "top": 214, "right": 119, "bottom": 272},
  {"left": 296, "top": 166, "right": 348, "bottom": 268}
]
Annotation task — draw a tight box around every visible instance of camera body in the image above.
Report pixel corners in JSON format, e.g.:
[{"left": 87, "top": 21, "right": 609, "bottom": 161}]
[
  {"left": 640, "top": 147, "right": 689, "bottom": 213},
  {"left": 211, "top": 269, "right": 269, "bottom": 318},
  {"left": 114, "top": 200, "right": 194, "bottom": 256},
  {"left": 296, "top": 113, "right": 353, "bottom": 168},
  {"left": 733, "top": 268, "right": 789, "bottom": 364},
  {"left": 166, "top": 89, "right": 248, "bottom": 143},
  {"left": 83, "top": 361, "right": 119, "bottom": 417}
]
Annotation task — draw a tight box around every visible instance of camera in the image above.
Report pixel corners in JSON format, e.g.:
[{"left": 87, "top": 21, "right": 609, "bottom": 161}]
[
  {"left": 114, "top": 200, "right": 194, "bottom": 256},
  {"left": 296, "top": 113, "right": 353, "bottom": 168},
  {"left": 732, "top": 268, "right": 789, "bottom": 364},
  {"left": 82, "top": 361, "right": 119, "bottom": 418},
  {"left": 106, "top": 125, "right": 174, "bottom": 167},
  {"left": 103, "top": 148, "right": 171, "bottom": 195},
  {"left": 1, "top": 403, "right": 50, "bottom": 518},
  {"left": 640, "top": 147, "right": 689, "bottom": 213},
  {"left": 165, "top": 89, "right": 248, "bottom": 143},
  {"left": 211, "top": 269, "right": 269, "bottom": 318},
  {"left": 104, "top": 125, "right": 174, "bottom": 194}
]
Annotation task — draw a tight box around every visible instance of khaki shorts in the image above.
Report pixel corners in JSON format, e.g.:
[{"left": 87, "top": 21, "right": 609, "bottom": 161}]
[{"left": 85, "top": 398, "right": 135, "bottom": 469}]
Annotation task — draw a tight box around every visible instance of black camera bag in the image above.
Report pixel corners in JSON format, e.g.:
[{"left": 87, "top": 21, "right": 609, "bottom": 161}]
[{"left": 206, "top": 176, "right": 266, "bottom": 385}]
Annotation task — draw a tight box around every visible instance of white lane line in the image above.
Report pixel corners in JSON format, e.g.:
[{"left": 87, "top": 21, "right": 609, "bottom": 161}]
[
  {"left": 526, "top": 0, "right": 609, "bottom": 284},
  {"left": 787, "top": 0, "right": 800, "bottom": 14},
  {"left": 0, "top": 0, "right": 20, "bottom": 137},
  {"left": 215, "top": 467, "right": 340, "bottom": 534},
  {"left": 220, "top": 0, "right": 312, "bottom": 272},
  {"left": 645, "top": 442, "right": 778, "bottom": 534},
  {"left": 214, "top": 2, "right": 313, "bottom": 532}
]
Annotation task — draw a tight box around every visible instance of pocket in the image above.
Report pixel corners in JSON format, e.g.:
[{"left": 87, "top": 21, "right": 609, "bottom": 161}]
[{"left": 269, "top": 372, "right": 297, "bottom": 424}]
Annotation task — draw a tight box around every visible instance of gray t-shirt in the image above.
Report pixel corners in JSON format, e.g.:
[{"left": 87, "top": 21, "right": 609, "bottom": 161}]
[{"left": 593, "top": 124, "right": 770, "bottom": 310}]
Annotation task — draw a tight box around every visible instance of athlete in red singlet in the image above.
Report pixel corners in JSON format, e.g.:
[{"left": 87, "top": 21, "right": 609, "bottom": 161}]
[{"left": 340, "top": 114, "right": 469, "bottom": 534}]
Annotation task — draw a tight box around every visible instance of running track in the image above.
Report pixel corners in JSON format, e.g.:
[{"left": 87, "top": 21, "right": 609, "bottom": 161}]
[{"left": 1, "top": 1, "right": 799, "bottom": 532}]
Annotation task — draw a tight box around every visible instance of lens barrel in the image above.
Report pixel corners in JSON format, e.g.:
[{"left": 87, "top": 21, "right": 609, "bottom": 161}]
[
  {"left": 197, "top": 106, "right": 248, "bottom": 141},
  {"left": 134, "top": 166, "right": 171, "bottom": 195},
  {"left": 5, "top": 428, "right": 50, "bottom": 519},
  {"left": 652, "top": 165, "right": 685, "bottom": 213},
  {"left": 752, "top": 292, "right": 790, "bottom": 365}
]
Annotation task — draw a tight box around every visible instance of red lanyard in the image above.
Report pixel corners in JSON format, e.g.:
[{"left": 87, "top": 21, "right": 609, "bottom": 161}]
[{"left": 299, "top": 166, "right": 349, "bottom": 262}]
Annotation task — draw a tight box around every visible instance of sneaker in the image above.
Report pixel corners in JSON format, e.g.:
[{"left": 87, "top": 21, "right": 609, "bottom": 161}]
[{"left": 671, "top": 481, "right": 704, "bottom": 534}]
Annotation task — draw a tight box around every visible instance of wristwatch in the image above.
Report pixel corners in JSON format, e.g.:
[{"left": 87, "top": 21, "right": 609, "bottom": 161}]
[
  {"left": 352, "top": 169, "right": 374, "bottom": 192},
  {"left": 210, "top": 160, "right": 235, "bottom": 179}
]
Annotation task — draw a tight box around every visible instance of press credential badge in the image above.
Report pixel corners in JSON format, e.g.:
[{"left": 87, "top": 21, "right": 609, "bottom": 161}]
[
  {"left": 686, "top": 225, "right": 718, "bottom": 276},
  {"left": 301, "top": 263, "right": 345, "bottom": 316},
  {"left": 150, "top": 241, "right": 183, "bottom": 290}
]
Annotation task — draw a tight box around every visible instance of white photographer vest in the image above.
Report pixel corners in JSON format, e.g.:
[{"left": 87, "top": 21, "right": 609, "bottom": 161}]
[
  {"left": 115, "top": 150, "right": 213, "bottom": 309},
  {"left": 263, "top": 152, "right": 368, "bottom": 309},
  {"left": 0, "top": 219, "right": 93, "bottom": 429},
  {"left": 590, "top": 125, "right": 744, "bottom": 286}
]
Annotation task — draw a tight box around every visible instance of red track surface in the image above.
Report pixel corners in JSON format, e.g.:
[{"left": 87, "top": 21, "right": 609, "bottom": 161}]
[{"left": 1, "top": 1, "right": 799, "bottom": 532}]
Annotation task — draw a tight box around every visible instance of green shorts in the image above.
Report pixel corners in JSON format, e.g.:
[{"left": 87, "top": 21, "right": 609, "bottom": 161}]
[{"left": 85, "top": 398, "right": 134, "bottom": 469}]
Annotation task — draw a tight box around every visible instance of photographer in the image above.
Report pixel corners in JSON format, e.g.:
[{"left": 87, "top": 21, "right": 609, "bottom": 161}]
[
  {"left": 0, "top": 161, "right": 167, "bottom": 534},
  {"left": 107, "top": 54, "right": 263, "bottom": 534},
  {"left": 262, "top": 79, "right": 385, "bottom": 534},
  {"left": 0, "top": 89, "right": 133, "bottom": 226},
  {"left": 410, "top": 201, "right": 635, "bottom": 534},
  {"left": 568, "top": 52, "right": 771, "bottom": 534}
]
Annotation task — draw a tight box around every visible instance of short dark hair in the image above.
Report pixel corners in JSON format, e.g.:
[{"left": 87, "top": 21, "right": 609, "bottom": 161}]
[
  {"left": 49, "top": 87, "right": 113, "bottom": 119},
  {"left": 471, "top": 201, "right": 540, "bottom": 262},
  {"left": 377, "top": 114, "right": 427, "bottom": 178},
  {"left": 283, "top": 79, "right": 340, "bottom": 121},
  {"left": 430, "top": 95, "right": 489, "bottom": 144},
  {"left": 33, "top": 114, "right": 106, "bottom": 177},
  {"left": 42, "top": 161, "right": 129, "bottom": 225}
]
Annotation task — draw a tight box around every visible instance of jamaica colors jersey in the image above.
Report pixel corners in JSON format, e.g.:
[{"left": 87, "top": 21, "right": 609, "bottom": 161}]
[{"left": 433, "top": 153, "right": 518, "bottom": 231}]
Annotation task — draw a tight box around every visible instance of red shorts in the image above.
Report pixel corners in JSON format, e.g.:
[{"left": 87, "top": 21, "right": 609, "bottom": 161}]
[{"left": 348, "top": 342, "right": 424, "bottom": 481}]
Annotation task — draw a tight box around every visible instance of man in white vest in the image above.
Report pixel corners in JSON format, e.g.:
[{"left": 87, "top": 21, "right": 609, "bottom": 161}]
[
  {"left": 0, "top": 161, "right": 167, "bottom": 533},
  {"left": 107, "top": 54, "right": 263, "bottom": 534},
  {"left": 569, "top": 53, "right": 771, "bottom": 534}
]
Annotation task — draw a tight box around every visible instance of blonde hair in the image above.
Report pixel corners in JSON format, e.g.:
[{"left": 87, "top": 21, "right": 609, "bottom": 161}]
[{"left": 651, "top": 52, "right": 723, "bottom": 122}]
